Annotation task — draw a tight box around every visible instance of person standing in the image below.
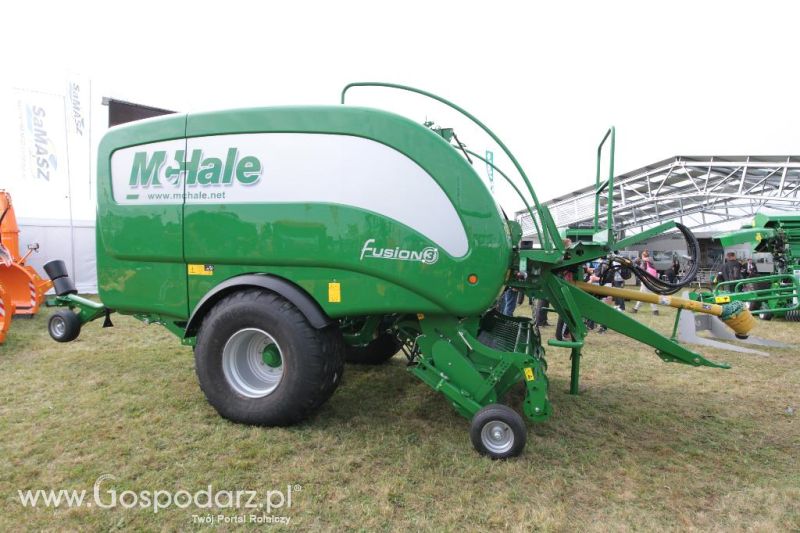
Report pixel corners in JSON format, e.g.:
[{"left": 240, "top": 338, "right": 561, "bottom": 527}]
[
  {"left": 722, "top": 252, "right": 743, "bottom": 284},
  {"left": 613, "top": 267, "right": 626, "bottom": 311},
  {"left": 498, "top": 286, "right": 518, "bottom": 316},
  {"left": 668, "top": 256, "right": 680, "bottom": 284},
  {"left": 631, "top": 251, "right": 659, "bottom": 315},
  {"left": 745, "top": 258, "right": 757, "bottom": 278},
  {"left": 534, "top": 298, "right": 550, "bottom": 326},
  {"left": 589, "top": 257, "right": 612, "bottom": 333}
]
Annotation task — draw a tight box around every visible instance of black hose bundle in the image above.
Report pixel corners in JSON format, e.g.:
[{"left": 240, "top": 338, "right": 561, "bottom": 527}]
[{"left": 604, "top": 223, "right": 700, "bottom": 295}]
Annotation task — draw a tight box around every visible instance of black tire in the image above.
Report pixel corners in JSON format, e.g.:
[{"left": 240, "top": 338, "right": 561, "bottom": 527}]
[
  {"left": 470, "top": 404, "right": 527, "bottom": 459},
  {"left": 759, "top": 311, "right": 773, "bottom": 321},
  {"left": 194, "top": 289, "right": 342, "bottom": 426},
  {"left": 344, "top": 331, "right": 401, "bottom": 364},
  {"left": 48, "top": 310, "right": 81, "bottom": 342},
  {"left": 320, "top": 328, "right": 346, "bottom": 403}
]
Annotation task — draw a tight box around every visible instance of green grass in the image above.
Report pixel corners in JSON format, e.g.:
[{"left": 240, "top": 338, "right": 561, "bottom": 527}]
[{"left": 1, "top": 304, "right": 798, "bottom": 531}]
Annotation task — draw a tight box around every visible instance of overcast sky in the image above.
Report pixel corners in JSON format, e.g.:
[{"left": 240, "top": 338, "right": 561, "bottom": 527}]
[{"left": 2, "top": 0, "right": 798, "bottom": 212}]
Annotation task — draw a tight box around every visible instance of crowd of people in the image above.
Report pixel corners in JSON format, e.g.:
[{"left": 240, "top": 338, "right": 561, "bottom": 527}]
[{"left": 716, "top": 252, "right": 758, "bottom": 285}]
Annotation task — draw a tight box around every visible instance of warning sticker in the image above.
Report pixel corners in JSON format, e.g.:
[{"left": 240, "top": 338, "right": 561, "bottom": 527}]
[
  {"left": 328, "top": 282, "right": 341, "bottom": 303},
  {"left": 188, "top": 264, "right": 214, "bottom": 276},
  {"left": 524, "top": 367, "right": 535, "bottom": 381},
  {"left": 715, "top": 295, "right": 731, "bottom": 304}
]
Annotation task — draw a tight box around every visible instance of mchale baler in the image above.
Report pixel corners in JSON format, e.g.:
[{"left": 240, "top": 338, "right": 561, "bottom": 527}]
[{"left": 46, "top": 83, "right": 754, "bottom": 458}]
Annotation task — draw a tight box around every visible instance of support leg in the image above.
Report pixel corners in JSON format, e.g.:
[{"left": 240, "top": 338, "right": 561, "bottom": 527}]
[
  {"left": 671, "top": 308, "right": 682, "bottom": 341},
  {"left": 570, "top": 347, "right": 581, "bottom": 395}
]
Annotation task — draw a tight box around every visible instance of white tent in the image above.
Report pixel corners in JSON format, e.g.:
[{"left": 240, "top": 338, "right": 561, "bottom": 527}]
[{"left": 3, "top": 74, "right": 105, "bottom": 293}]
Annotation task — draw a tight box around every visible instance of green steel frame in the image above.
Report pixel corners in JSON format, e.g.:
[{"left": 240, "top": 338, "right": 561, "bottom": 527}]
[{"left": 692, "top": 274, "right": 800, "bottom": 317}]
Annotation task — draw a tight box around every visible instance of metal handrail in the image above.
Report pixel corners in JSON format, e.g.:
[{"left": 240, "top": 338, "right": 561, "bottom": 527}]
[
  {"left": 713, "top": 273, "right": 800, "bottom": 314},
  {"left": 340, "top": 82, "right": 561, "bottom": 252},
  {"left": 593, "top": 127, "right": 616, "bottom": 245}
]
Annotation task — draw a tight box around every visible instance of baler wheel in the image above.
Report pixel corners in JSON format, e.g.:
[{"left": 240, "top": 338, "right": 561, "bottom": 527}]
[
  {"left": 317, "top": 327, "right": 345, "bottom": 407},
  {"left": 344, "top": 332, "right": 401, "bottom": 365},
  {"left": 194, "top": 289, "right": 341, "bottom": 426},
  {"left": 48, "top": 310, "right": 81, "bottom": 342},
  {"left": 469, "top": 404, "right": 526, "bottom": 459}
]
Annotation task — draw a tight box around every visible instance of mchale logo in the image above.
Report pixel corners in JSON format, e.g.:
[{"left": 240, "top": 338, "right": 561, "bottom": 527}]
[
  {"left": 129, "top": 148, "right": 262, "bottom": 188},
  {"left": 360, "top": 239, "right": 439, "bottom": 265}
]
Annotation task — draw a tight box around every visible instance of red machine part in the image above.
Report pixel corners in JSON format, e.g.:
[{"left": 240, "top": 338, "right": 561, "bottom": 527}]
[
  {"left": 0, "top": 281, "right": 14, "bottom": 343},
  {"left": 0, "top": 191, "right": 53, "bottom": 316}
]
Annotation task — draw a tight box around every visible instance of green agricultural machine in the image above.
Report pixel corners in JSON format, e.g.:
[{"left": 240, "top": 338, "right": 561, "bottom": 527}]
[
  {"left": 694, "top": 214, "right": 800, "bottom": 321},
  {"left": 45, "top": 83, "right": 754, "bottom": 458}
]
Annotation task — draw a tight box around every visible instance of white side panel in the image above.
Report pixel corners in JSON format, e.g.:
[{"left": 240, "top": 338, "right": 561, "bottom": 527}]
[
  {"left": 110, "top": 139, "right": 186, "bottom": 204},
  {"left": 110, "top": 133, "right": 469, "bottom": 258}
]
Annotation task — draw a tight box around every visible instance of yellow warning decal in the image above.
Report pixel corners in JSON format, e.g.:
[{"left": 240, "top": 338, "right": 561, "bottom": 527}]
[
  {"left": 328, "top": 282, "right": 341, "bottom": 303},
  {"left": 524, "top": 367, "right": 535, "bottom": 381},
  {"left": 188, "top": 264, "right": 214, "bottom": 276},
  {"left": 417, "top": 313, "right": 425, "bottom": 320},
  {"left": 755, "top": 232, "right": 762, "bottom": 242},
  {"left": 715, "top": 295, "right": 731, "bottom": 304}
]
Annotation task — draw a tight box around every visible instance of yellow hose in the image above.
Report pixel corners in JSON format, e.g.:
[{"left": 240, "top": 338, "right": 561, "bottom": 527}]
[{"left": 573, "top": 281, "right": 755, "bottom": 337}]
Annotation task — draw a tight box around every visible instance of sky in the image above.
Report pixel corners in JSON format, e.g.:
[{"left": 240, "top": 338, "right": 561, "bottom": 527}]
[{"left": 2, "top": 0, "right": 799, "bottom": 214}]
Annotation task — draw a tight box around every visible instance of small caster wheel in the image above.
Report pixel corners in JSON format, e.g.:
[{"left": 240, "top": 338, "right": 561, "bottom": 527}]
[
  {"left": 48, "top": 310, "right": 81, "bottom": 342},
  {"left": 470, "top": 404, "right": 527, "bottom": 459}
]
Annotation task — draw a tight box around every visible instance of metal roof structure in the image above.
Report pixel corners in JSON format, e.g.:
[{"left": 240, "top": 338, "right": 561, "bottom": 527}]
[{"left": 517, "top": 156, "right": 800, "bottom": 239}]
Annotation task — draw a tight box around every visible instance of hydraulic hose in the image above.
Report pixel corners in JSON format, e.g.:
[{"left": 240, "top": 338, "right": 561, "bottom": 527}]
[{"left": 608, "top": 223, "right": 700, "bottom": 295}]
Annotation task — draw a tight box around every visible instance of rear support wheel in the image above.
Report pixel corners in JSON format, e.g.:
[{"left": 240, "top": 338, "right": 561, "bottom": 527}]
[
  {"left": 469, "top": 404, "right": 527, "bottom": 459},
  {"left": 48, "top": 310, "right": 81, "bottom": 342}
]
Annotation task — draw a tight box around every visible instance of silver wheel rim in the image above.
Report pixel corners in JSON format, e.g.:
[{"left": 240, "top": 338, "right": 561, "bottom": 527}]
[
  {"left": 51, "top": 317, "right": 66, "bottom": 337},
  {"left": 222, "top": 328, "right": 284, "bottom": 398},
  {"left": 480, "top": 420, "right": 514, "bottom": 454}
]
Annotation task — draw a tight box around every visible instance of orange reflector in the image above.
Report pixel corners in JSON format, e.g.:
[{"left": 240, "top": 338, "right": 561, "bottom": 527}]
[{"left": 467, "top": 274, "right": 478, "bottom": 285}]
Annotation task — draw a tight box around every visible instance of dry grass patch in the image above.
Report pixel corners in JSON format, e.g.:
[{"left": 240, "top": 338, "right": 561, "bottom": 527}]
[{"left": 0, "top": 304, "right": 798, "bottom": 531}]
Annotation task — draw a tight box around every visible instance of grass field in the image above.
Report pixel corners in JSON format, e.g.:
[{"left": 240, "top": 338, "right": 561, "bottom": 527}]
[{"left": 1, "top": 303, "right": 798, "bottom": 531}]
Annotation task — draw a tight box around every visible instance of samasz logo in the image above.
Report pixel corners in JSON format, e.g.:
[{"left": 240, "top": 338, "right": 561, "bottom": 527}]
[
  {"left": 25, "top": 105, "right": 58, "bottom": 181},
  {"left": 359, "top": 239, "right": 439, "bottom": 265}
]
